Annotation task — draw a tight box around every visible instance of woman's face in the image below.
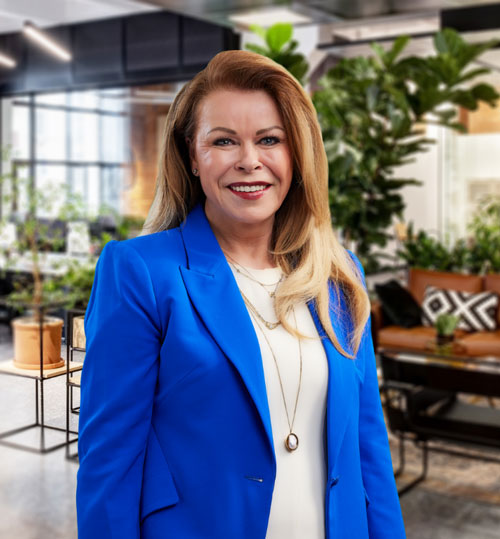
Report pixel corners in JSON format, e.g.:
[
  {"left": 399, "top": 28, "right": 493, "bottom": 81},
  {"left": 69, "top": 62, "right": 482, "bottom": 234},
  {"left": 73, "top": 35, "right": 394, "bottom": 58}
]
[{"left": 188, "top": 88, "right": 293, "bottom": 232}]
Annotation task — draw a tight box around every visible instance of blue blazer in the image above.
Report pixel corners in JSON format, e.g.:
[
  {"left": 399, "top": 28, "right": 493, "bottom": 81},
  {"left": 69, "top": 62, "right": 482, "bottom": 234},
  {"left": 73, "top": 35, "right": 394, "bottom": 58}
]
[{"left": 76, "top": 203, "right": 406, "bottom": 539}]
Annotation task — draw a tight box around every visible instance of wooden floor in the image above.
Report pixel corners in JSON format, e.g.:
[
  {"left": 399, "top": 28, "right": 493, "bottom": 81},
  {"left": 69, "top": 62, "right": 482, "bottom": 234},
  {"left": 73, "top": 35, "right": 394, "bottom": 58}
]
[{"left": 0, "top": 324, "right": 499, "bottom": 539}]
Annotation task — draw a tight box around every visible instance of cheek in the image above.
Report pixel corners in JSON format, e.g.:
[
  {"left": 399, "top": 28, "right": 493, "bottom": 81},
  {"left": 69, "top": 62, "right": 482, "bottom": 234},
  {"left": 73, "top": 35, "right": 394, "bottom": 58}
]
[
  {"left": 198, "top": 148, "right": 233, "bottom": 172},
  {"left": 267, "top": 149, "right": 293, "bottom": 179}
]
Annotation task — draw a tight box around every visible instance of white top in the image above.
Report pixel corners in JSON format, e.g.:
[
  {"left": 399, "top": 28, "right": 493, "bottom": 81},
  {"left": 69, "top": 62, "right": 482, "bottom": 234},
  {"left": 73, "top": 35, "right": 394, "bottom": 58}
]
[{"left": 230, "top": 264, "right": 328, "bottom": 539}]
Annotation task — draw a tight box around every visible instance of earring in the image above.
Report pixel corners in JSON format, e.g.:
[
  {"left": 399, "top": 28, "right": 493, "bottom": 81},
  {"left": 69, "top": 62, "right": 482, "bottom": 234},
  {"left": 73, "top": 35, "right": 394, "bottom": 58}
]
[{"left": 192, "top": 168, "right": 198, "bottom": 176}]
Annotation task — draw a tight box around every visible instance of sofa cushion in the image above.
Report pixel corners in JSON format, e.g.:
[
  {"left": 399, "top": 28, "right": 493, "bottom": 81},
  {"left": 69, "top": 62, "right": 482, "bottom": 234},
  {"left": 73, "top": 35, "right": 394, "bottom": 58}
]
[
  {"left": 422, "top": 286, "right": 499, "bottom": 332},
  {"left": 458, "top": 330, "right": 500, "bottom": 357},
  {"left": 378, "top": 325, "right": 469, "bottom": 351},
  {"left": 484, "top": 274, "right": 500, "bottom": 326},
  {"left": 408, "top": 268, "right": 482, "bottom": 304},
  {"left": 374, "top": 279, "right": 422, "bottom": 328}
]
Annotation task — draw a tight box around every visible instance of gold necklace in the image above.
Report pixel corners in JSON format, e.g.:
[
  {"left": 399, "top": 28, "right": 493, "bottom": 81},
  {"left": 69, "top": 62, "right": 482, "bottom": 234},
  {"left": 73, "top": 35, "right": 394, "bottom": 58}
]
[
  {"left": 224, "top": 251, "right": 284, "bottom": 299},
  {"left": 240, "top": 289, "right": 281, "bottom": 330},
  {"left": 249, "top": 305, "right": 302, "bottom": 452},
  {"left": 230, "top": 262, "right": 284, "bottom": 299}
]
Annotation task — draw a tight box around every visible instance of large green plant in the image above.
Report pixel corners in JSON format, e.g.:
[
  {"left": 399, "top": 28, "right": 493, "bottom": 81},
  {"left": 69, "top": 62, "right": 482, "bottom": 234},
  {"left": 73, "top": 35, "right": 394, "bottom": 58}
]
[
  {"left": 245, "top": 23, "right": 308, "bottom": 85},
  {"left": 313, "top": 28, "right": 499, "bottom": 273},
  {"left": 396, "top": 223, "right": 469, "bottom": 272}
]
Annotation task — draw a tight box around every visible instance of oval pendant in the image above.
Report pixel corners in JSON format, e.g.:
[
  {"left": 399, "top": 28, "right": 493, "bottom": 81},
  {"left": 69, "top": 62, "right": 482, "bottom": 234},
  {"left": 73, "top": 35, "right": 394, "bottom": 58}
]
[{"left": 285, "top": 432, "right": 299, "bottom": 452}]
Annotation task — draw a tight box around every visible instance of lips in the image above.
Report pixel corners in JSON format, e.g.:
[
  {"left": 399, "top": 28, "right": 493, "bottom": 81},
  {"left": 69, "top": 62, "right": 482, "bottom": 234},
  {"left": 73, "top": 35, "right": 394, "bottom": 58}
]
[{"left": 226, "top": 181, "right": 272, "bottom": 199}]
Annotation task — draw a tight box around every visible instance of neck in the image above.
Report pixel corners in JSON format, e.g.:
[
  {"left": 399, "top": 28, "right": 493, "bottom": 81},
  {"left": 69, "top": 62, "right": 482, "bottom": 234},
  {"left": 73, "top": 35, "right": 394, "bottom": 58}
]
[{"left": 205, "top": 205, "right": 276, "bottom": 269}]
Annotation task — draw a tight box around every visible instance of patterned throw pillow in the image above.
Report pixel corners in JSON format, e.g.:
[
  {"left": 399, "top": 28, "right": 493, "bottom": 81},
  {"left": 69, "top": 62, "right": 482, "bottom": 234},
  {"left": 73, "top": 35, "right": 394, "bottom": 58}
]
[{"left": 422, "top": 286, "right": 499, "bottom": 332}]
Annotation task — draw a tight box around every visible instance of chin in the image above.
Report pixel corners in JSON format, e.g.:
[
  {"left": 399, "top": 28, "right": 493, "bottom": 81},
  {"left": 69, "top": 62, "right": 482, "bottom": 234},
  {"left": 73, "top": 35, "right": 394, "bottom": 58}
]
[{"left": 233, "top": 205, "right": 278, "bottom": 223}]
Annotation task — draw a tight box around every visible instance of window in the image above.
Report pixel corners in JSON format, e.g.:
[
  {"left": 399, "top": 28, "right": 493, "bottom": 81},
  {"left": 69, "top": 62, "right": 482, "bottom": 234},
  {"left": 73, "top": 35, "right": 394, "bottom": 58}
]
[
  {"left": 1, "top": 88, "right": 131, "bottom": 220},
  {"left": 1, "top": 82, "right": 185, "bottom": 224}
]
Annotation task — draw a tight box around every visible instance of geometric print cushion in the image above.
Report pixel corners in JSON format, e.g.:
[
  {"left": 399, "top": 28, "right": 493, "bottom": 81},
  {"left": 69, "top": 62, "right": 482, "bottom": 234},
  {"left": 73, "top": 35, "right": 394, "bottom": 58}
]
[{"left": 421, "top": 286, "right": 499, "bottom": 332}]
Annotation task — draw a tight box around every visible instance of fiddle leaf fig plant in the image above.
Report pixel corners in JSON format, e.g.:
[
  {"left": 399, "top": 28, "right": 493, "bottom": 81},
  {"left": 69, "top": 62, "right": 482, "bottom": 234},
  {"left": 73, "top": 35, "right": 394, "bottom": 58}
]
[{"left": 313, "top": 28, "right": 499, "bottom": 273}]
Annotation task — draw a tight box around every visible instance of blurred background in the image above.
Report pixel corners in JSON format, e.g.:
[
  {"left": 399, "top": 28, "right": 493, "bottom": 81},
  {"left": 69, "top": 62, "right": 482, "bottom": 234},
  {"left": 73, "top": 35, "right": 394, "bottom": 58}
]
[{"left": 1, "top": 1, "right": 500, "bottom": 538}]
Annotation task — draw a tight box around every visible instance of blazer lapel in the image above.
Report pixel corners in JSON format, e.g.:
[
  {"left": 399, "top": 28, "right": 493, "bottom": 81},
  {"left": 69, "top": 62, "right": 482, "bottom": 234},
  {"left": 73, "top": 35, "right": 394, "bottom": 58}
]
[
  {"left": 308, "top": 286, "right": 356, "bottom": 478},
  {"left": 178, "top": 204, "right": 275, "bottom": 459}
]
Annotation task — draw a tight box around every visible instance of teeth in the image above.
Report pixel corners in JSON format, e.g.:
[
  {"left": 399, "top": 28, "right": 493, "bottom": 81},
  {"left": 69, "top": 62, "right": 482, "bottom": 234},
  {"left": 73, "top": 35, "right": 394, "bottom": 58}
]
[{"left": 230, "top": 185, "right": 268, "bottom": 192}]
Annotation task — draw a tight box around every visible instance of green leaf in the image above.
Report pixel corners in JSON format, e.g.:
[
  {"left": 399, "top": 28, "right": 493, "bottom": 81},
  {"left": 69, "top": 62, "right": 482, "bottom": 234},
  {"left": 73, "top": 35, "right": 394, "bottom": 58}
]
[
  {"left": 245, "top": 43, "right": 270, "bottom": 56},
  {"left": 450, "top": 89, "right": 478, "bottom": 109},
  {"left": 434, "top": 28, "right": 464, "bottom": 57},
  {"left": 434, "top": 30, "right": 450, "bottom": 54},
  {"left": 457, "top": 67, "right": 491, "bottom": 84},
  {"left": 370, "top": 42, "right": 386, "bottom": 64},
  {"left": 472, "top": 83, "right": 500, "bottom": 103},
  {"left": 386, "top": 35, "right": 410, "bottom": 66},
  {"left": 266, "top": 23, "right": 293, "bottom": 53},
  {"left": 248, "top": 24, "right": 267, "bottom": 41}
]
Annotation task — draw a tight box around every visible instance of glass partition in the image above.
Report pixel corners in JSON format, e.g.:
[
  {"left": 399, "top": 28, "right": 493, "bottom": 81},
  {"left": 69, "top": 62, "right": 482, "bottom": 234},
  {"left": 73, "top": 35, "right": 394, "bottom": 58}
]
[{"left": 1, "top": 81, "right": 185, "bottom": 226}]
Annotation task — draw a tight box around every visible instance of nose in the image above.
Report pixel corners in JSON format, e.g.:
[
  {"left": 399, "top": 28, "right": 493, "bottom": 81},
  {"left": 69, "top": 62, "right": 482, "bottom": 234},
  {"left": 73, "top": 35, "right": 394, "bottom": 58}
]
[{"left": 235, "top": 142, "right": 262, "bottom": 173}]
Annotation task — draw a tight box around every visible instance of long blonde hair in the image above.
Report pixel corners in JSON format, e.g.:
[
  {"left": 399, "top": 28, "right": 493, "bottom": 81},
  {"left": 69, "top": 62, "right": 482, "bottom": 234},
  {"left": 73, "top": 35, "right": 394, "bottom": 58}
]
[{"left": 142, "top": 50, "right": 370, "bottom": 358}]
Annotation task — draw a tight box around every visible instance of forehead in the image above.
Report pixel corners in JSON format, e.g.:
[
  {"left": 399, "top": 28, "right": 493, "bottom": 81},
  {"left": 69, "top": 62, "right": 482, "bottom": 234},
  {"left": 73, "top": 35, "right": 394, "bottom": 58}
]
[{"left": 195, "top": 89, "right": 283, "bottom": 130}]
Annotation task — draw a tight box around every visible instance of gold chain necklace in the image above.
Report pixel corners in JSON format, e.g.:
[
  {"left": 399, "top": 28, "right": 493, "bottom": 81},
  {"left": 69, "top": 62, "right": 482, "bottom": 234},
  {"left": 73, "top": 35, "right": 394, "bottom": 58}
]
[
  {"left": 240, "top": 289, "right": 281, "bottom": 330},
  {"left": 249, "top": 305, "right": 302, "bottom": 453},
  {"left": 226, "top": 254, "right": 284, "bottom": 299}
]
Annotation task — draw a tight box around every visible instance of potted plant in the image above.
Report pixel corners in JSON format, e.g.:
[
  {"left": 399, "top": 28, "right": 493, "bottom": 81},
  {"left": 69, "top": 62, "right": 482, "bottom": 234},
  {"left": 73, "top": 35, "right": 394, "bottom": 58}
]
[
  {"left": 396, "top": 222, "right": 470, "bottom": 272},
  {"left": 435, "top": 313, "right": 459, "bottom": 346},
  {"left": 396, "top": 195, "right": 500, "bottom": 275},
  {"left": 0, "top": 163, "right": 92, "bottom": 369}
]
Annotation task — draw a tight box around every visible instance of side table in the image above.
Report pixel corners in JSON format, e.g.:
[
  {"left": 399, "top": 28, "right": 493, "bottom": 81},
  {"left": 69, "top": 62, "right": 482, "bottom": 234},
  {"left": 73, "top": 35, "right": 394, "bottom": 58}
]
[{"left": 0, "top": 300, "right": 81, "bottom": 454}]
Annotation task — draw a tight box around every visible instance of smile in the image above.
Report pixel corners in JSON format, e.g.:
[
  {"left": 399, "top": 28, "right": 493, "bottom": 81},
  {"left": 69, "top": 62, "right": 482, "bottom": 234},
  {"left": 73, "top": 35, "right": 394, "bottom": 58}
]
[{"left": 229, "top": 185, "right": 270, "bottom": 193}]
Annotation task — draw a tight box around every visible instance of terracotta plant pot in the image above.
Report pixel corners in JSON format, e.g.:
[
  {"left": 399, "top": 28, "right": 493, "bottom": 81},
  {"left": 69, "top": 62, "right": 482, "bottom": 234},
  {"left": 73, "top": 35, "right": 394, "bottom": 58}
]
[{"left": 11, "top": 315, "right": 65, "bottom": 370}]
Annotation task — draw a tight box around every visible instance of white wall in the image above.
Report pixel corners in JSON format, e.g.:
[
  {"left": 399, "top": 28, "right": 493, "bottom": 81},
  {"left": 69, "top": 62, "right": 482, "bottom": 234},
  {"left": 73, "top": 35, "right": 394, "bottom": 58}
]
[
  {"left": 398, "top": 124, "right": 443, "bottom": 239},
  {"left": 444, "top": 132, "right": 500, "bottom": 240}
]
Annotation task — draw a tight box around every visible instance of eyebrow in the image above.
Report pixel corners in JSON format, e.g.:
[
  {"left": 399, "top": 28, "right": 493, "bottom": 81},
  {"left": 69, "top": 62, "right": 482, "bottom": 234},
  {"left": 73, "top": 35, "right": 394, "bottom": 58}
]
[{"left": 207, "top": 125, "right": 285, "bottom": 135}]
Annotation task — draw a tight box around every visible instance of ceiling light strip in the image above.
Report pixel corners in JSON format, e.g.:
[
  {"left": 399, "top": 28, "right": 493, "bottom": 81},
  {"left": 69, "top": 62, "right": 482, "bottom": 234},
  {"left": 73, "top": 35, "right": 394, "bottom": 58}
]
[
  {"left": 23, "top": 21, "right": 72, "bottom": 62},
  {"left": 0, "top": 52, "right": 16, "bottom": 68}
]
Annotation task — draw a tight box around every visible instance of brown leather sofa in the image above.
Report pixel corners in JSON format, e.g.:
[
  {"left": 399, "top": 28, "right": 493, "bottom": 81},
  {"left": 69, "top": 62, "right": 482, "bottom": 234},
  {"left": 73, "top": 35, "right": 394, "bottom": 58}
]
[{"left": 372, "top": 268, "right": 500, "bottom": 357}]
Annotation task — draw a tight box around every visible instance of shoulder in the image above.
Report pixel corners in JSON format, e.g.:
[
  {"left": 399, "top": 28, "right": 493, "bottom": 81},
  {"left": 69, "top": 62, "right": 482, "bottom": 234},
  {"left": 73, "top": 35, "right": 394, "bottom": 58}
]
[{"left": 98, "top": 227, "right": 185, "bottom": 272}]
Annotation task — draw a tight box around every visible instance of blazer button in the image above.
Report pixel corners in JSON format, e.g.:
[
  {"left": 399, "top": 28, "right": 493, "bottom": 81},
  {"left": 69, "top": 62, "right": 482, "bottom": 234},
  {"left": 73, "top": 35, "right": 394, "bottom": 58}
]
[{"left": 329, "top": 476, "right": 339, "bottom": 488}]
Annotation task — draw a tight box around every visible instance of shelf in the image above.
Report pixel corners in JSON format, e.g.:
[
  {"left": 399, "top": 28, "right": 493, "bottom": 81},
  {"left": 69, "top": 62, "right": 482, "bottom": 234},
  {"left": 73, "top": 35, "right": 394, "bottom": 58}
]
[{"left": 0, "top": 360, "right": 83, "bottom": 380}]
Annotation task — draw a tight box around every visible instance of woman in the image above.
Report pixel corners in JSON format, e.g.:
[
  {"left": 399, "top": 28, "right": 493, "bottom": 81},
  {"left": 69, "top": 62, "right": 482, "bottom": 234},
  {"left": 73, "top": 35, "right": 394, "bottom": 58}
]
[{"left": 76, "top": 50, "right": 406, "bottom": 539}]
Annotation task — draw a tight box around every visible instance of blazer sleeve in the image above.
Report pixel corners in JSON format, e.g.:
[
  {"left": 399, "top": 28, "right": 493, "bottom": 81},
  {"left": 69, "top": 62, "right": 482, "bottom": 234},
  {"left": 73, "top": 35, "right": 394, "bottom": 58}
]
[
  {"left": 76, "top": 240, "right": 162, "bottom": 539},
  {"left": 349, "top": 252, "right": 406, "bottom": 539}
]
